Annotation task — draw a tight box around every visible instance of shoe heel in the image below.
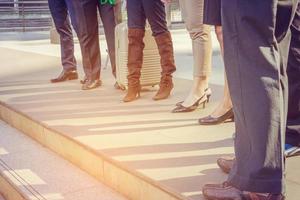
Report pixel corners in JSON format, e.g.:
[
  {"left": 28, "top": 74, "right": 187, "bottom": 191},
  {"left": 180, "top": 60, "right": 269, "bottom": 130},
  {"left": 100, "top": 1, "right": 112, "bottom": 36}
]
[
  {"left": 207, "top": 94, "right": 211, "bottom": 103},
  {"left": 202, "top": 101, "right": 206, "bottom": 109}
]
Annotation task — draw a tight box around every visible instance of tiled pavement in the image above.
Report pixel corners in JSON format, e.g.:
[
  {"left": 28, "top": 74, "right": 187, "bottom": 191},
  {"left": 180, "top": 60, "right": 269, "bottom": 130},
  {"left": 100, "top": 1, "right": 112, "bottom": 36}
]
[{"left": 0, "top": 31, "right": 299, "bottom": 200}]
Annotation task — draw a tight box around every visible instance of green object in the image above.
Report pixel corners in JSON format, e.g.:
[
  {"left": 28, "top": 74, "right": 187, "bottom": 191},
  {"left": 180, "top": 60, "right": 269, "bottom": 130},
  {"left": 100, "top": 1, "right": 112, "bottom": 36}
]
[{"left": 100, "top": 0, "right": 116, "bottom": 5}]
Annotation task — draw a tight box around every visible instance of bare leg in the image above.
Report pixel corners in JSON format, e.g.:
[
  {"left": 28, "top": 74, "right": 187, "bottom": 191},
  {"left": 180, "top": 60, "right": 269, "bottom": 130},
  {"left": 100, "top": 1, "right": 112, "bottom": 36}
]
[
  {"left": 210, "top": 26, "right": 232, "bottom": 118},
  {"left": 181, "top": 76, "right": 209, "bottom": 107}
]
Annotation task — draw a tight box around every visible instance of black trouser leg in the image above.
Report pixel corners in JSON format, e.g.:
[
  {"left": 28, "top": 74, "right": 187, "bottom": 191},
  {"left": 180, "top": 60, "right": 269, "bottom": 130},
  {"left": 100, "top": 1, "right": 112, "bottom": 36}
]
[
  {"left": 99, "top": 3, "right": 117, "bottom": 77},
  {"left": 141, "top": 0, "right": 168, "bottom": 36},
  {"left": 286, "top": 3, "right": 300, "bottom": 146}
]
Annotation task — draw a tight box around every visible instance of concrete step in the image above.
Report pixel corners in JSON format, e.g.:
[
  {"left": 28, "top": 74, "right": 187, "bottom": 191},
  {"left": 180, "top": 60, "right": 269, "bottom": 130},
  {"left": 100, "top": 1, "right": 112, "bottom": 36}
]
[
  {"left": 0, "top": 45, "right": 233, "bottom": 200},
  {"left": 0, "top": 120, "right": 126, "bottom": 200},
  {"left": 0, "top": 78, "right": 233, "bottom": 200}
]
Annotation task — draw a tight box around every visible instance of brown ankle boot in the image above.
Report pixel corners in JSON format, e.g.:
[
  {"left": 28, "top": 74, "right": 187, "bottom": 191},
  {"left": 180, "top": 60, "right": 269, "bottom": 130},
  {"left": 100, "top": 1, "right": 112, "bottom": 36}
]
[
  {"left": 123, "top": 84, "right": 141, "bottom": 102},
  {"left": 123, "top": 28, "right": 145, "bottom": 102},
  {"left": 153, "top": 76, "right": 174, "bottom": 100},
  {"left": 153, "top": 32, "right": 176, "bottom": 100}
]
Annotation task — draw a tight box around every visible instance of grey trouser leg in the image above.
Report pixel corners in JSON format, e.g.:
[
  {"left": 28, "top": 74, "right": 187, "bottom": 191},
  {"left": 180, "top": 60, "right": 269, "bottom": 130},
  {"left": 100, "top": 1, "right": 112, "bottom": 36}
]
[
  {"left": 286, "top": 3, "right": 300, "bottom": 146},
  {"left": 73, "top": 0, "right": 101, "bottom": 80},
  {"left": 98, "top": 3, "right": 117, "bottom": 77},
  {"left": 222, "top": 0, "right": 295, "bottom": 194}
]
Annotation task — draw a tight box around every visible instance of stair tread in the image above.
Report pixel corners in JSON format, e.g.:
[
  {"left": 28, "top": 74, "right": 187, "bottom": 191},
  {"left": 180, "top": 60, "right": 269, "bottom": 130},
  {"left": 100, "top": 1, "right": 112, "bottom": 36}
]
[{"left": 0, "top": 120, "right": 126, "bottom": 200}]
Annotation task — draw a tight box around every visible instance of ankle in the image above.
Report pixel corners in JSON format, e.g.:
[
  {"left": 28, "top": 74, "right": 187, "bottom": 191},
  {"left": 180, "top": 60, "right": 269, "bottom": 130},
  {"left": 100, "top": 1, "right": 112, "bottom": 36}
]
[{"left": 193, "top": 76, "right": 209, "bottom": 94}]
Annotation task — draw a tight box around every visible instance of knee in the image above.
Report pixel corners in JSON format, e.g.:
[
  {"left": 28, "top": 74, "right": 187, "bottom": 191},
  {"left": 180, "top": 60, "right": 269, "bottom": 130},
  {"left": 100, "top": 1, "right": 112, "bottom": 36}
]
[{"left": 188, "top": 25, "right": 211, "bottom": 42}]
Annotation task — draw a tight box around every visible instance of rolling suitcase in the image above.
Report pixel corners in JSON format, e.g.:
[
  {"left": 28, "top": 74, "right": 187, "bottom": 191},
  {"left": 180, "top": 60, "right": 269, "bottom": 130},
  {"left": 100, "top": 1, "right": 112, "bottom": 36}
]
[{"left": 115, "top": 21, "right": 161, "bottom": 89}]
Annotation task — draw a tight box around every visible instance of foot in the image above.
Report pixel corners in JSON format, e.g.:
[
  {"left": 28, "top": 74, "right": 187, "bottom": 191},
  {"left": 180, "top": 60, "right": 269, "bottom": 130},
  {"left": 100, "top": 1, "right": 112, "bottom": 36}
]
[
  {"left": 179, "top": 76, "right": 210, "bottom": 106},
  {"left": 50, "top": 70, "right": 78, "bottom": 83},
  {"left": 123, "top": 85, "right": 141, "bottom": 102},
  {"left": 209, "top": 99, "right": 232, "bottom": 119},
  {"left": 172, "top": 93, "right": 207, "bottom": 113},
  {"left": 217, "top": 157, "right": 235, "bottom": 174},
  {"left": 198, "top": 108, "right": 234, "bottom": 125},
  {"left": 81, "top": 79, "right": 102, "bottom": 90},
  {"left": 176, "top": 88, "right": 212, "bottom": 107},
  {"left": 181, "top": 94, "right": 206, "bottom": 108},
  {"left": 202, "top": 182, "right": 284, "bottom": 200},
  {"left": 153, "top": 81, "right": 173, "bottom": 101}
]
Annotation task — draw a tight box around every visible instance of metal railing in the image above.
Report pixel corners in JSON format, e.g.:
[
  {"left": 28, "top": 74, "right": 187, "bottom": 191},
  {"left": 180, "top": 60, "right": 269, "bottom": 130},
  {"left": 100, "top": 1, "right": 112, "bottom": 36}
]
[
  {"left": 0, "top": 0, "right": 183, "bottom": 33},
  {"left": 0, "top": 0, "right": 51, "bottom": 32}
]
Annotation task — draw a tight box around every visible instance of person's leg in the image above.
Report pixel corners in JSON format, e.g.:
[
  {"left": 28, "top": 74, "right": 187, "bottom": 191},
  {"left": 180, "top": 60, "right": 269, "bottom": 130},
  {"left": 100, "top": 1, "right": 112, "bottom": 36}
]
[
  {"left": 209, "top": 26, "right": 233, "bottom": 117},
  {"left": 224, "top": 0, "right": 289, "bottom": 194},
  {"left": 123, "top": 0, "right": 146, "bottom": 102},
  {"left": 72, "top": 0, "right": 101, "bottom": 89},
  {"left": 179, "top": 0, "right": 212, "bottom": 108},
  {"left": 98, "top": 3, "right": 117, "bottom": 78},
  {"left": 48, "top": 0, "right": 77, "bottom": 72},
  {"left": 142, "top": 0, "right": 176, "bottom": 100},
  {"left": 286, "top": 3, "right": 300, "bottom": 147},
  {"left": 202, "top": 1, "right": 295, "bottom": 199}
]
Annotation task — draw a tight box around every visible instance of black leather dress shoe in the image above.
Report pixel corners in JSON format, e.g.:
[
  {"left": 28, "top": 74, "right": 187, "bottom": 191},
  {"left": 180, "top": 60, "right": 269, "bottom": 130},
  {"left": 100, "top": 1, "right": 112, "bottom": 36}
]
[
  {"left": 202, "top": 182, "right": 285, "bottom": 200},
  {"left": 81, "top": 79, "right": 102, "bottom": 90},
  {"left": 51, "top": 70, "right": 78, "bottom": 83},
  {"left": 198, "top": 108, "right": 234, "bottom": 125},
  {"left": 217, "top": 157, "right": 235, "bottom": 174}
]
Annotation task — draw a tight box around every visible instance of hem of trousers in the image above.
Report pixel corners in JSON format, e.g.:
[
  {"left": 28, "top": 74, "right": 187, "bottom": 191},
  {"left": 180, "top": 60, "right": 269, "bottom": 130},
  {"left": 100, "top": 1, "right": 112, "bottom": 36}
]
[
  {"left": 63, "top": 65, "right": 77, "bottom": 71},
  {"left": 193, "top": 70, "right": 212, "bottom": 77},
  {"left": 228, "top": 172, "right": 284, "bottom": 194}
]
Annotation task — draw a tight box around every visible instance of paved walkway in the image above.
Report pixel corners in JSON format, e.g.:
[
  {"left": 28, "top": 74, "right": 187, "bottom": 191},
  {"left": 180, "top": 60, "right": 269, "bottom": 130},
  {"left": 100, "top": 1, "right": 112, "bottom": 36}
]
[
  {"left": 0, "top": 120, "right": 126, "bottom": 200},
  {"left": 0, "top": 31, "right": 299, "bottom": 200}
]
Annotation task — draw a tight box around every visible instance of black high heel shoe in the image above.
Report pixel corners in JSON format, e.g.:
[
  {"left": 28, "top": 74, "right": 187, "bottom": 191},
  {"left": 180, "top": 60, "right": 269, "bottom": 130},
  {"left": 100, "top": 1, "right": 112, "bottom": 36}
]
[
  {"left": 206, "top": 88, "right": 212, "bottom": 103},
  {"left": 198, "top": 108, "right": 234, "bottom": 125},
  {"left": 175, "top": 88, "right": 211, "bottom": 107},
  {"left": 172, "top": 94, "right": 208, "bottom": 113}
]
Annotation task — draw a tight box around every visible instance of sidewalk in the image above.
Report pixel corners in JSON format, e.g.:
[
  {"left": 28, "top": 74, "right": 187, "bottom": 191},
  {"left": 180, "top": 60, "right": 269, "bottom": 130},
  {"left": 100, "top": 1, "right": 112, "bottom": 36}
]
[
  {"left": 0, "top": 120, "right": 126, "bottom": 200},
  {"left": 0, "top": 30, "right": 226, "bottom": 86},
  {"left": 0, "top": 31, "right": 299, "bottom": 200}
]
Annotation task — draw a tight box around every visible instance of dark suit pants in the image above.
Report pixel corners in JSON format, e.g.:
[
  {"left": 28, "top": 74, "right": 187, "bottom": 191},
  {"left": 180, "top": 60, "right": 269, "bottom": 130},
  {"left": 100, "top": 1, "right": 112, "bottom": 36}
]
[
  {"left": 48, "top": 0, "right": 77, "bottom": 71},
  {"left": 286, "top": 3, "right": 300, "bottom": 146},
  {"left": 222, "top": 0, "right": 296, "bottom": 194},
  {"left": 72, "top": 0, "right": 116, "bottom": 80},
  {"left": 127, "top": 0, "right": 168, "bottom": 36}
]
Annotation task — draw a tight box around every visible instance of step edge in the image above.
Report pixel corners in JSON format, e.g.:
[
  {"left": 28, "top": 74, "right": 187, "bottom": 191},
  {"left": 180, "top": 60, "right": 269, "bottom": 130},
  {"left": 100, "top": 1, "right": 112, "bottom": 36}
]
[
  {"left": 0, "top": 101, "right": 190, "bottom": 200},
  {"left": 0, "top": 165, "right": 30, "bottom": 200}
]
